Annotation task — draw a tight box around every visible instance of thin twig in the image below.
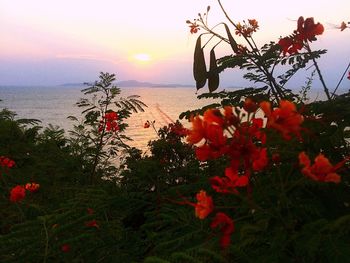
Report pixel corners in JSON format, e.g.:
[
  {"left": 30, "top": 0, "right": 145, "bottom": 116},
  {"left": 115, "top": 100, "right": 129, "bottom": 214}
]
[
  {"left": 305, "top": 43, "right": 331, "bottom": 100},
  {"left": 331, "top": 61, "right": 350, "bottom": 99}
]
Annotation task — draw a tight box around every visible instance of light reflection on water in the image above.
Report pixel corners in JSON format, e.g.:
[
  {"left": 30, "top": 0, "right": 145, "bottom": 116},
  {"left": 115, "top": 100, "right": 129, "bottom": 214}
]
[{"left": 0, "top": 86, "right": 218, "bottom": 151}]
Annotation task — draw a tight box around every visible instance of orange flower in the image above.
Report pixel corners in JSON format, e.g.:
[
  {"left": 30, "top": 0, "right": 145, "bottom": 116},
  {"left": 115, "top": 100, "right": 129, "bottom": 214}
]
[
  {"left": 299, "top": 152, "right": 348, "bottom": 183},
  {"left": 203, "top": 109, "right": 224, "bottom": 126},
  {"left": 248, "top": 19, "right": 259, "bottom": 29},
  {"left": 195, "top": 190, "right": 214, "bottom": 219},
  {"left": 260, "top": 100, "right": 303, "bottom": 140},
  {"left": 10, "top": 185, "right": 26, "bottom": 203},
  {"left": 187, "top": 110, "right": 227, "bottom": 161},
  {"left": 235, "top": 19, "right": 259, "bottom": 37},
  {"left": 187, "top": 115, "right": 206, "bottom": 144},
  {"left": 25, "top": 182, "right": 40, "bottom": 193},
  {"left": 210, "top": 212, "right": 234, "bottom": 248}
]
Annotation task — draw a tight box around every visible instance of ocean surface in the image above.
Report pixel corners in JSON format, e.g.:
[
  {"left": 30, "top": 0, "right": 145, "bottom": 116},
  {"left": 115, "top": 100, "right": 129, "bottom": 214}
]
[
  {"left": 0, "top": 86, "right": 219, "bottom": 151},
  {"left": 0, "top": 85, "right": 338, "bottom": 151}
]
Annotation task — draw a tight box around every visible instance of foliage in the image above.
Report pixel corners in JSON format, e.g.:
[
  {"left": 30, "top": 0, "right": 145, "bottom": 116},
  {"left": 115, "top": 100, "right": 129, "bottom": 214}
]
[
  {"left": 68, "top": 72, "right": 147, "bottom": 183},
  {"left": 1, "top": 1, "right": 350, "bottom": 262}
]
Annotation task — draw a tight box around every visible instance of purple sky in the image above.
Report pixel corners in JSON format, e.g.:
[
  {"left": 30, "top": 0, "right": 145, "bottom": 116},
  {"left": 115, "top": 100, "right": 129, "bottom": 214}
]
[{"left": 0, "top": 0, "right": 349, "bottom": 90}]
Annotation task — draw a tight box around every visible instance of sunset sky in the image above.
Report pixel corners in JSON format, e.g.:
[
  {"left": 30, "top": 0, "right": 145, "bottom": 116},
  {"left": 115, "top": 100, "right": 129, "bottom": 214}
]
[{"left": 0, "top": 0, "right": 349, "bottom": 89}]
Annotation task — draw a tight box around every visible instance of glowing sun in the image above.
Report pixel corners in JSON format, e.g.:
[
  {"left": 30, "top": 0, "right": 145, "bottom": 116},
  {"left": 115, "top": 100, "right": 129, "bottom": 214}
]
[{"left": 133, "top": 53, "right": 151, "bottom": 62}]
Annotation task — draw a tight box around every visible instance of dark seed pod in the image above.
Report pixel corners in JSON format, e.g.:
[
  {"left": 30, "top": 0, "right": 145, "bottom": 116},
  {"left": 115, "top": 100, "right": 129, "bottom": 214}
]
[
  {"left": 193, "top": 36, "right": 207, "bottom": 90},
  {"left": 208, "top": 48, "right": 219, "bottom": 92}
]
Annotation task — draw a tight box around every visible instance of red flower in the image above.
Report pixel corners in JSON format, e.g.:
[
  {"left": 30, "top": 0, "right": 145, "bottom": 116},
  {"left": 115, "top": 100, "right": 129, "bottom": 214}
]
[
  {"left": 210, "top": 212, "right": 235, "bottom": 248},
  {"left": 347, "top": 71, "right": 350, "bottom": 80},
  {"left": 210, "top": 167, "right": 249, "bottom": 194},
  {"left": 278, "top": 37, "right": 303, "bottom": 55},
  {"left": 299, "top": 152, "right": 348, "bottom": 183},
  {"left": 87, "top": 208, "right": 94, "bottom": 215},
  {"left": 194, "top": 190, "right": 214, "bottom": 219},
  {"left": 243, "top": 98, "right": 258, "bottom": 113},
  {"left": 144, "top": 121, "right": 150, "bottom": 128},
  {"left": 225, "top": 118, "right": 267, "bottom": 174},
  {"left": 85, "top": 219, "right": 99, "bottom": 228},
  {"left": 10, "top": 185, "right": 26, "bottom": 202},
  {"left": 223, "top": 106, "right": 239, "bottom": 127},
  {"left": 272, "top": 153, "right": 281, "bottom": 164},
  {"left": 61, "top": 244, "right": 71, "bottom": 253},
  {"left": 278, "top": 17, "right": 324, "bottom": 56},
  {"left": 252, "top": 147, "right": 268, "bottom": 172},
  {"left": 187, "top": 110, "right": 227, "bottom": 161},
  {"left": 99, "top": 111, "right": 119, "bottom": 133},
  {"left": 260, "top": 100, "right": 303, "bottom": 140},
  {"left": 169, "top": 122, "right": 188, "bottom": 137},
  {"left": 187, "top": 20, "right": 200, "bottom": 34},
  {"left": 187, "top": 115, "right": 206, "bottom": 144},
  {"left": 0, "top": 156, "right": 15, "bottom": 168},
  {"left": 297, "top": 16, "right": 324, "bottom": 42},
  {"left": 105, "top": 111, "right": 118, "bottom": 121},
  {"left": 203, "top": 109, "right": 225, "bottom": 126},
  {"left": 189, "top": 24, "right": 200, "bottom": 34},
  {"left": 25, "top": 182, "right": 40, "bottom": 193}
]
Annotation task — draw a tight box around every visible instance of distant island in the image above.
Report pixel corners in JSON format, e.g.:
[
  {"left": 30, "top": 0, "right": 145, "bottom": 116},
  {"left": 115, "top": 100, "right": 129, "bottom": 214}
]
[{"left": 60, "top": 80, "right": 195, "bottom": 88}]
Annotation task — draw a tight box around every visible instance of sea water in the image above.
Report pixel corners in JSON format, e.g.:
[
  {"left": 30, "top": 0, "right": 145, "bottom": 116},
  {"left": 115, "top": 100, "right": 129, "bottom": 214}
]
[
  {"left": 0, "top": 86, "right": 218, "bottom": 151},
  {"left": 0, "top": 85, "right": 336, "bottom": 151}
]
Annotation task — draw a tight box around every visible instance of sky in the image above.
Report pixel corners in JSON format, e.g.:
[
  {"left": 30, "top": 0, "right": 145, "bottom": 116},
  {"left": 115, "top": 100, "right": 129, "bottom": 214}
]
[{"left": 0, "top": 0, "right": 349, "bottom": 90}]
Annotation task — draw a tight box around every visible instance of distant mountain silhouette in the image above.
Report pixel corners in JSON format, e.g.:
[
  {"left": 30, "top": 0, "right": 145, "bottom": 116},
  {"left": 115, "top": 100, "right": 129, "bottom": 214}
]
[
  {"left": 60, "top": 80, "right": 194, "bottom": 88},
  {"left": 116, "top": 80, "right": 194, "bottom": 88}
]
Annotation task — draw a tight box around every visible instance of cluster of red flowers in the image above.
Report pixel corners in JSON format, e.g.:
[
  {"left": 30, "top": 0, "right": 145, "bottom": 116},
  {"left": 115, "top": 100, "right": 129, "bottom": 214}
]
[
  {"left": 185, "top": 98, "right": 272, "bottom": 247},
  {"left": 0, "top": 156, "right": 15, "bottom": 169},
  {"left": 98, "top": 111, "right": 119, "bottom": 133},
  {"left": 235, "top": 19, "right": 259, "bottom": 37},
  {"left": 1, "top": 155, "right": 40, "bottom": 203},
  {"left": 10, "top": 182, "right": 40, "bottom": 203},
  {"left": 278, "top": 16, "right": 324, "bottom": 55},
  {"left": 186, "top": 98, "right": 348, "bottom": 248}
]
